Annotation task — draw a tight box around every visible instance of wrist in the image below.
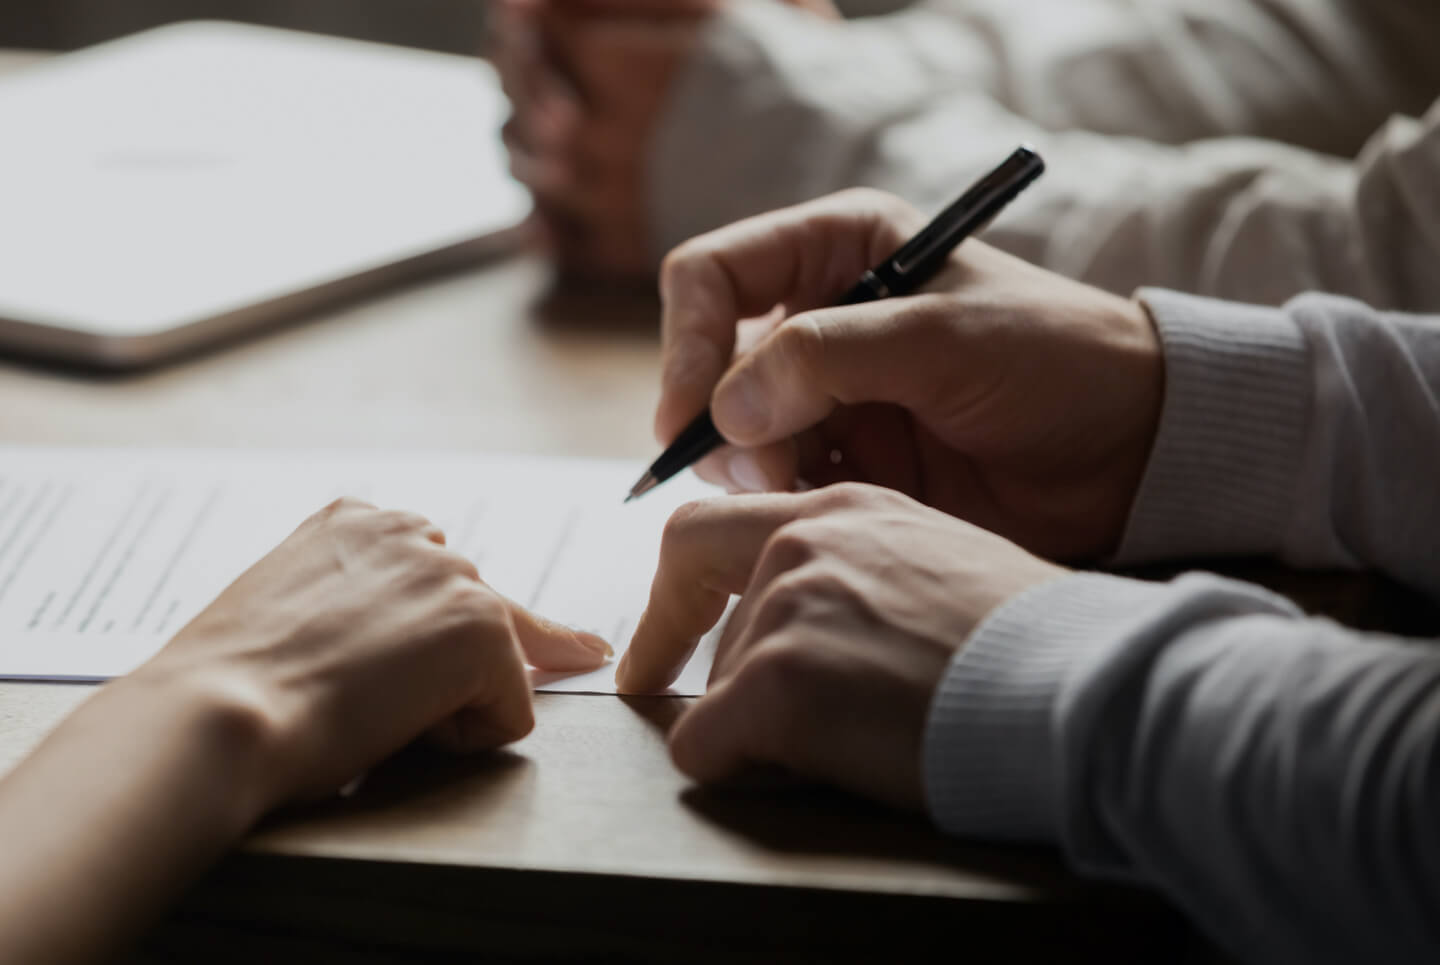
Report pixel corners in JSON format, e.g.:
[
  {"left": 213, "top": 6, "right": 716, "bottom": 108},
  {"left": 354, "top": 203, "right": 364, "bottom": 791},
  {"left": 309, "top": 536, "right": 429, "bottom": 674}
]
[
  {"left": 0, "top": 663, "right": 287, "bottom": 962},
  {"left": 1103, "top": 296, "right": 1165, "bottom": 553},
  {"left": 108, "top": 661, "right": 286, "bottom": 832},
  {"left": 1058, "top": 291, "right": 1164, "bottom": 560}
]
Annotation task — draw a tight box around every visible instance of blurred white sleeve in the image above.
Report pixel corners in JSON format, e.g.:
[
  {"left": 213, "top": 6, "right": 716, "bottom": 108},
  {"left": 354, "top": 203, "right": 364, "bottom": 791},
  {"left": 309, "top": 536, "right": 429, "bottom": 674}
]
[{"left": 651, "top": 0, "right": 1440, "bottom": 309}]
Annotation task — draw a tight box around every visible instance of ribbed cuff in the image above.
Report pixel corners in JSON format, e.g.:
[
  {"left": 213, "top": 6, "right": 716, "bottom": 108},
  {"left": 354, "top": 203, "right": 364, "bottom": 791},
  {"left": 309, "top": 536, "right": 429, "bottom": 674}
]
[
  {"left": 1117, "top": 290, "right": 1311, "bottom": 564},
  {"left": 923, "top": 572, "right": 1176, "bottom": 842}
]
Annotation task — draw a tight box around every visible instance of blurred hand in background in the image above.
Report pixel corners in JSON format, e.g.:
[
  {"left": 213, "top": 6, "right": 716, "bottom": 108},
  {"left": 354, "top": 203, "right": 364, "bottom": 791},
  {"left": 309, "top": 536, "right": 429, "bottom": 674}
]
[{"left": 491, "top": 0, "right": 838, "bottom": 277}]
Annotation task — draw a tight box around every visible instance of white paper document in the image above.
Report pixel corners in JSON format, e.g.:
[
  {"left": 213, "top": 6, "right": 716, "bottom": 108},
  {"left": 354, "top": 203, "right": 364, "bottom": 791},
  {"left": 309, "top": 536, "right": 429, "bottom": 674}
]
[{"left": 0, "top": 447, "right": 721, "bottom": 694}]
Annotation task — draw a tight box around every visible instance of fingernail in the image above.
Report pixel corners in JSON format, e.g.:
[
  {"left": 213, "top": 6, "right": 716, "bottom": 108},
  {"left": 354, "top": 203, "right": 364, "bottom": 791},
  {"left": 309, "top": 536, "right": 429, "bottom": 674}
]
[
  {"left": 580, "top": 633, "right": 614, "bottom": 658},
  {"left": 713, "top": 371, "right": 768, "bottom": 439},
  {"left": 728, "top": 450, "right": 769, "bottom": 493}
]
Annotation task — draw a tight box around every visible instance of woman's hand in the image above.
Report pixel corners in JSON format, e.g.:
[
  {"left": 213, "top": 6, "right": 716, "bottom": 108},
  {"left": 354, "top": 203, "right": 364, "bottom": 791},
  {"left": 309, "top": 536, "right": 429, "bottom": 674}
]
[
  {"left": 655, "top": 188, "right": 1166, "bottom": 561},
  {"left": 0, "top": 499, "right": 608, "bottom": 965},
  {"left": 138, "top": 496, "right": 611, "bottom": 809}
]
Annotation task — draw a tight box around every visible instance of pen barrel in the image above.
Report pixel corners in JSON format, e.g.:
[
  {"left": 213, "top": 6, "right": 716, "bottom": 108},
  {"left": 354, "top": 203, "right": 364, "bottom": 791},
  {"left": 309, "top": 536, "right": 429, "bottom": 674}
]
[
  {"left": 838, "top": 270, "right": 890, "bottom": 306},
  {"left": 652, "top": 410, "right": 724, "bottom": 484},
  {"left": 886, "top": 146, "right": 1044, "bottom": 291}
]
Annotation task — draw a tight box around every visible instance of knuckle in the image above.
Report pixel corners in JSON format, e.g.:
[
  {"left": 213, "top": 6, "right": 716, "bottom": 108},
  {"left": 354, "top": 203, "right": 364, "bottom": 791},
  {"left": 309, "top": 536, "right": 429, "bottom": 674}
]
[
  {"left": 301, "top": 497, "right": 375, "bottom": 538},
  {"left": 376, "top": 508, "right": 435, "bottom": 535},
  {"left": 764, "top": 566, "right": 847, "bottom": 615},
  {"left": 750, "top": 583, "right": 801, "bottom": 636},
  {"left": 443, "top": 577, "right": 509, "bottom": 627},
  {"left": 660, "top": 497, "right": 719, "bottom": 552},
  {"left": 659, "top": 242, "right": 704, "bottom": 294},
  {"left": 738, "top": 637, "right": 817, "bottom": 725},
  {"left": 316, "top": 495, "right": 371, "bottom": 520},
  {"left": 442, "top": 550, "right": 482, "bottom": 584},
  {"left": 774, "top": 313, "right": 826, "bottom": 376},
  {"left": 810, "top": 480, "right": 883, "bottom": 513},
  {"left": 749, "top": 565, "right": 847, "bottom": 641},
  {"left": 759, "top": 520, "right": 824, "bottom": 572}
]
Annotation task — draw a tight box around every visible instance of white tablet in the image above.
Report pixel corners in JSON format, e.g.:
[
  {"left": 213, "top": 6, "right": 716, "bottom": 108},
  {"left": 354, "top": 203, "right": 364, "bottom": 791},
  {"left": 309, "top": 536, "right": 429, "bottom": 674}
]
[{"left": 0, "top": 21, "right": 531, "bottom": 368}]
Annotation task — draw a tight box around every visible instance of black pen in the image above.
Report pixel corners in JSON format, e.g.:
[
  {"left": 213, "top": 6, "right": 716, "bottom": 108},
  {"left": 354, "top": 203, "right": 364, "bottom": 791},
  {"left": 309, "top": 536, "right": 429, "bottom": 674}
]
[{"left": 625, "top": 145, "right": 1045, "bottom": 503}]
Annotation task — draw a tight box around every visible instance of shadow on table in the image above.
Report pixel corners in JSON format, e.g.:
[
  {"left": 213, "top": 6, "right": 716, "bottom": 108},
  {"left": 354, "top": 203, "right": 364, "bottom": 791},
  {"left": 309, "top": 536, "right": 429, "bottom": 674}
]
[
  {"left": 616, "top": 692, "right": 689, "bottom": 734},
  {"left": 154, "top": 710, "right": 1210, "bottom": 964},
  {"left": 529, "top": 272, "right": 661, "bottom": 340},
  {"left": 679, "top": 774, "right": 1073, "bottom": 892},
  {"left": 252, "top": 742, "right": 534, "bottom": 836}
]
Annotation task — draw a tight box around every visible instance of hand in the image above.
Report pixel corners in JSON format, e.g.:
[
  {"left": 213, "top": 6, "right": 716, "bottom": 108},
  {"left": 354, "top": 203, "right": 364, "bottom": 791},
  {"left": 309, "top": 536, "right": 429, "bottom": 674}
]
[
  {"left": 0, "top": 499, "right": 611, "bottom": 965},
  {"left": 655, "top": 188, "right": 1166, "bottom": 561},
  {"left": 124, "top": 497, "right": 611, "bottom": 809},
  {"left": 615, "top": 483, "right": 1065, "bottom": 809},
  {"left": 491, "top": 0, "right": 839, "bottom": 276}
]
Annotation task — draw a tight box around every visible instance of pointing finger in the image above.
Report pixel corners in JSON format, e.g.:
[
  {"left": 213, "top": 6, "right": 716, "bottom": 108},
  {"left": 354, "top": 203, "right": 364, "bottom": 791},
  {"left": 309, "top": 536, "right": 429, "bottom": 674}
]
[{"left": 616, "top": 493, "right": 811, "bottom": 692}]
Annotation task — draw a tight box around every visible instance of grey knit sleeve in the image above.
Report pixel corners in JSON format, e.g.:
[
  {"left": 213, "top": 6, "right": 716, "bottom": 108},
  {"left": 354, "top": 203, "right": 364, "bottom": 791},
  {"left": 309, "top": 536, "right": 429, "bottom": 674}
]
[
  {"left": 926, "top": 570, "right": 1440, "bottom": 964},
  {"left": 1122, "top": 289, "right": 1440, "bottom": 599},
  {"left": 926, "top": 289, "right": 1440, "bottom": 962}
]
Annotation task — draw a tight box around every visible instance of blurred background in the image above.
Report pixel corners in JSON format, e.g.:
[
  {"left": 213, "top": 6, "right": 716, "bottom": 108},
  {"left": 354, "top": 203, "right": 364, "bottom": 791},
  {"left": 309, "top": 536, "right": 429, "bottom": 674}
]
[
  {"left": 0, "top": 0, "right": 488, "bottom": 53},
  {"left": 0, "top": 0, "right": 909, "bottom": 53}
]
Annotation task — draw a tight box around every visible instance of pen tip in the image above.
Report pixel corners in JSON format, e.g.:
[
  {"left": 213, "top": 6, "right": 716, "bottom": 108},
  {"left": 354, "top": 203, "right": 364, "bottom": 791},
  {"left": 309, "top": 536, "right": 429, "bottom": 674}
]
[{"left": 625, "top": 471, "right": 659, "bottom": 503}]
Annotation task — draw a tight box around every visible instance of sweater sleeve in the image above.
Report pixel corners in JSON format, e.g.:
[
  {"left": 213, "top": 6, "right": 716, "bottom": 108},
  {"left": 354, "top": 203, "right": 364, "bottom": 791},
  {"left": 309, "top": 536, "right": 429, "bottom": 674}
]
[
  {"left": 927, "top": 283, "right": 1440, "bottom": 961},
  {"left": 650, "top": 1, "right": 1440, "bottom": 310},
  {"left": 1118, "top": 289, "right": 1440, "bottom": 599},
  {"left": 925, "top": 570, "right": 1440, "bottom": 964},
  {"left": 849, "top": 0, "right": 1434, "bottom": 153}
]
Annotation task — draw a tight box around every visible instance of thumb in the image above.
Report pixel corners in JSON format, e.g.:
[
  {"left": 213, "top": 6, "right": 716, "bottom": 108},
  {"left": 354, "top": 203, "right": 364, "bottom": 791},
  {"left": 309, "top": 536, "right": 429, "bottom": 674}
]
[
  {"left": 655, "top": 189, "right": 921, "bottom": 446},
  {"left": 709, "top": 295, "right": 960, "bottom": 446}
]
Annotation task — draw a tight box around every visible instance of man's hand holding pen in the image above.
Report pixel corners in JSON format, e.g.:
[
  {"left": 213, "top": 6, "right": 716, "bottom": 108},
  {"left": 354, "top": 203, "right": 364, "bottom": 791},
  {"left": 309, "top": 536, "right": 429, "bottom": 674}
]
[
  {"left": 617, "top": 185, "right": 1170, "bottom": 805},
  {"left": 650, "top": 187, "right": 1167, "bottom": 562}
]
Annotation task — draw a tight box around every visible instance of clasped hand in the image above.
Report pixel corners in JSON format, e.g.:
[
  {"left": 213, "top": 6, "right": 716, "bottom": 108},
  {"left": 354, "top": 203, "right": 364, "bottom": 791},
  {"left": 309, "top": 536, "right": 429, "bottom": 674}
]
[{"left": 491, "top": 0, "right": 838, "bottom": 275}]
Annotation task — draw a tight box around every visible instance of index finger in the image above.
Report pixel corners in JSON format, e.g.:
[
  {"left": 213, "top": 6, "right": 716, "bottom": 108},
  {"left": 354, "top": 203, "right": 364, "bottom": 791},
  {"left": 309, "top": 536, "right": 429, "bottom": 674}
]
[
  {"left": 655, "top": 189, "right": 922, "bottom": 445},
  {"left": 616, "top": 493, "right": 810, "bottom": 693},
  {"left": 506, "top": 598, "right": 614, "bottom": 672}
]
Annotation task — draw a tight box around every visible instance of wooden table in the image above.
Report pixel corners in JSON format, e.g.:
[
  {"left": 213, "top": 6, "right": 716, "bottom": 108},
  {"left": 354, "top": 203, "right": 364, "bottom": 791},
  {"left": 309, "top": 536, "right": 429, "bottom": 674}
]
[{"left": 0, "top": 49, "right": 1199, "bottom": 963}]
